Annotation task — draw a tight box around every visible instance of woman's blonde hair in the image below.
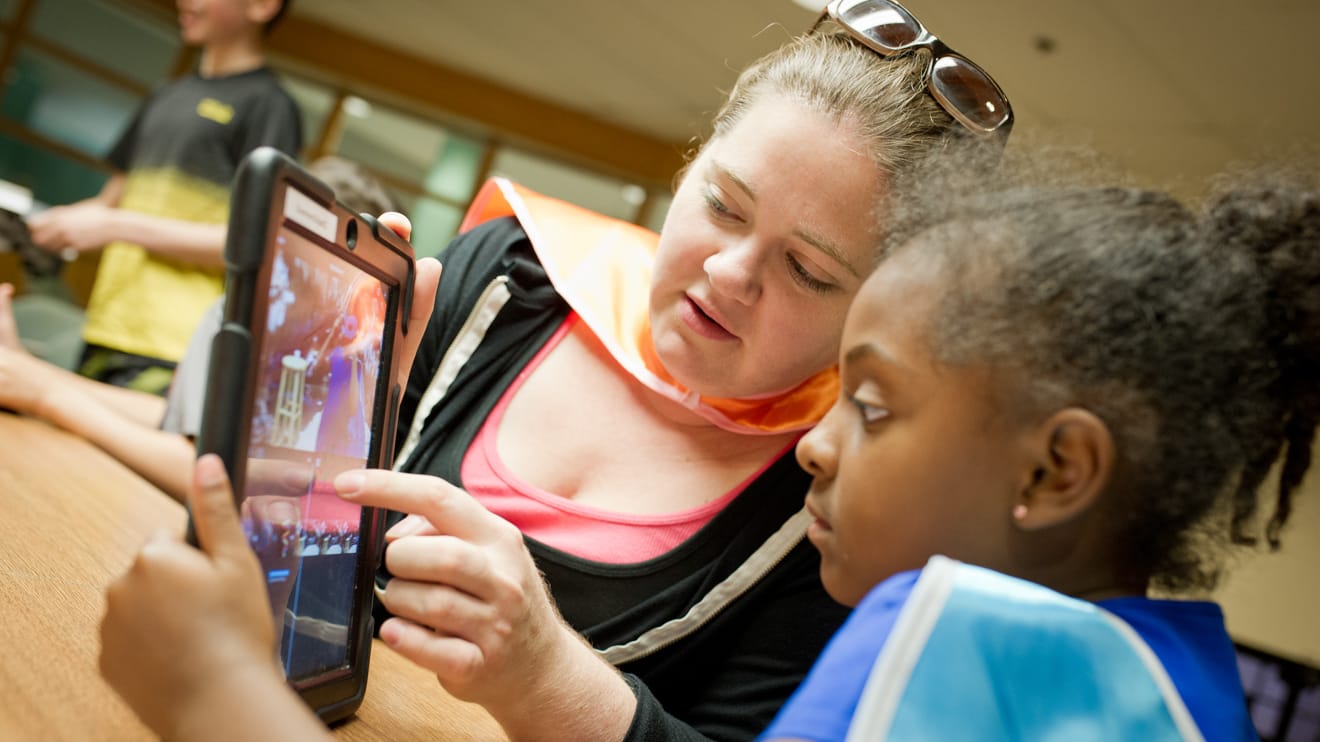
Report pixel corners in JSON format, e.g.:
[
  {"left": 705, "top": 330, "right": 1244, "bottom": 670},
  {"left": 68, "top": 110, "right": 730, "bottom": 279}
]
[{"left": 706, "top": 33, "right": 961, "bottom": 187}]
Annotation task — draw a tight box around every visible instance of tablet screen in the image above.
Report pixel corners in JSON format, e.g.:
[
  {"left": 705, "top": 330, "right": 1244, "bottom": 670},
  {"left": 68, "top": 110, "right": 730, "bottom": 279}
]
[{"left": 241, "top": 206, "right": 389, "bottom": 684}]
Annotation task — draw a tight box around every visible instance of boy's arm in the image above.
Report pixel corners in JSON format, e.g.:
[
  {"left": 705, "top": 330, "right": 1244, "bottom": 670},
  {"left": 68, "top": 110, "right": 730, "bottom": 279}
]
[
  {"left": 90, "top": 210, "right": 227, "bottom": 267},
  {"left": 0, "top": 346, "right": 191, "bottom": 500},
  {"left": 29, "top": 204, "right": 227, "bottom": 268},
  {"left": 28, "top": 173, "right": 227, "bottom": 268},
  {"left": 0, "top": 324, "right": 188, "bottom": 498},
  {"left": 0, "top": 282, "right": 167, "bottom": 429},
  {"left": 58, "top": 370, "right": 168, "bottom": 429},
  {"left": 26, "top": 374, "right": 193, "bottom": 500},
  {"left": 90, "top": 173, "right": 125, "bottom": 207}
]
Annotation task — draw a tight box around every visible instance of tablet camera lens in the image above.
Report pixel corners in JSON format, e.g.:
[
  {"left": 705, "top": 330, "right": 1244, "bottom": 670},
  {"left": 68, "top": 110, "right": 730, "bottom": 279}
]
[{"left": 345, "top": 218, "right": 358, "bottom": 251}]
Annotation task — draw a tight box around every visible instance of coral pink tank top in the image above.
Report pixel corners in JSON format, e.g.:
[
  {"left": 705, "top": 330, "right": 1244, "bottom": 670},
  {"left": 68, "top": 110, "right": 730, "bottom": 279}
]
[{"left": 461, "top": 314, "right": 789, "bottom": 563}]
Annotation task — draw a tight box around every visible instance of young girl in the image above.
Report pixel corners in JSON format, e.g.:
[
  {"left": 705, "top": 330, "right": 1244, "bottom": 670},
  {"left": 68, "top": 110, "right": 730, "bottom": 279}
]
[{"left": 763, "top": 177, "right": 1317, "bottom": 740}]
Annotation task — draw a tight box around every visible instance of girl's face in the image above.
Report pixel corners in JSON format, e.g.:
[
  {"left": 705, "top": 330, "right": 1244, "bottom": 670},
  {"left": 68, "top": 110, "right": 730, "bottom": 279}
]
[
  {"left": 649, "top": 94, "right": 885, "bottom": 399},
  {"left": 795, "top": 251, "right": 1037, "bottom": 606}
]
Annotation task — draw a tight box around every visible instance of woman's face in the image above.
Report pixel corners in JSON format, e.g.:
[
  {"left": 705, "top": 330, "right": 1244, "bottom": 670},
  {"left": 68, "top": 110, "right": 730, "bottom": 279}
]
[
  {"left": 649, "top": 94, "right": 886, "bottom": 399},
  {"left": 795, "top": 252, "right": 1035, "bottom": 606}
]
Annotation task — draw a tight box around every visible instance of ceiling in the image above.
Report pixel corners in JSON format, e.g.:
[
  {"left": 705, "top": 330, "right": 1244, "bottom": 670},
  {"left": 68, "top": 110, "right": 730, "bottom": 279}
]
[
  {"left": 289, "top": 0, "right": 1319, "bottom": 198},
  {"left": 281, "top": 0, "right": 1320, "bottom": 597}
]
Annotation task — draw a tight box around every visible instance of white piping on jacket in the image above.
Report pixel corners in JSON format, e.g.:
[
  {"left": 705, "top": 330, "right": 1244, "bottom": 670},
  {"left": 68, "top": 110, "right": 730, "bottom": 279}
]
[
  {"left": 394, "top": 277, "right": 512, "bottom": 471},
  {"left": 599, "top": 509, "right": 811, "bottom": 664}
]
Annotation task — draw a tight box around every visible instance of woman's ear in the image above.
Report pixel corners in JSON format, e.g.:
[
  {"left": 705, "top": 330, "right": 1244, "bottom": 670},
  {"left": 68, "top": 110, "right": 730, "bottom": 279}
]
[{"left": 1013, "top": 408, "right": 1114, "bottom": 531}]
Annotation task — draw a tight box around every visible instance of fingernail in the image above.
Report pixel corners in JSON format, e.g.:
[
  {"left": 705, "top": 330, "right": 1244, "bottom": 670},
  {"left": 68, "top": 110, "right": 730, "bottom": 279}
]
[
  {"left": 283, "top": 466, "right": 312, "bottom": 490},
  {"left": 379, "top": 618, "right": 401, "bottom": 647},
  {"left": 335, "top": 471, "right": 365, "bottom": 496},
  {"left": 196, "top": 455, "right": 226, "bottom": 488},
  {"left": 147, "top": 527, "right": 174, "bottom": 545},
  {"left": 267, "top": 500, "right": 299, "bottom": 525}
]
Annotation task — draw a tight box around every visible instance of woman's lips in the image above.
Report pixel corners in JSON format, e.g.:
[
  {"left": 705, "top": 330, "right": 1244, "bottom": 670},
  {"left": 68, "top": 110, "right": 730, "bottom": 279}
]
[{"left": 680, "top": 295, "right": 736, "bottom": 341}]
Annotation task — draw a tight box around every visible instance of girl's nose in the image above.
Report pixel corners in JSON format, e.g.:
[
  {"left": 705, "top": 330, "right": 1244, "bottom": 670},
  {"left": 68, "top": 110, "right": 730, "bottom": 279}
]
[{"left": 796, "top": 405, "right": 842, "bottom": 481}]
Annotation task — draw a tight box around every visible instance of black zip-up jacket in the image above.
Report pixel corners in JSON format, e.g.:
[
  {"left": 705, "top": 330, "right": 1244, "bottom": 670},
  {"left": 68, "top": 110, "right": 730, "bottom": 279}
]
[{"left": 382, "top": 217, "right": 851, "bottom": 741}]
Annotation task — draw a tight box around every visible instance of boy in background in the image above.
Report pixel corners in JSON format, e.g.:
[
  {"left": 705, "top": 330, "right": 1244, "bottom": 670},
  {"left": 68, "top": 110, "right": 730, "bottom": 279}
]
[
  {"left": 0, "top": 158, "right": 397, "bottom": 502},
  {"left": 28, "top": 0, "right": 301, "bottom": 394}
]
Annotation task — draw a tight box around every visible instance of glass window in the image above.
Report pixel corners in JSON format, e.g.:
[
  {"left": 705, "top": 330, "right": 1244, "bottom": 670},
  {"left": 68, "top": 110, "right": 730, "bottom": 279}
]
[
  {"left": 1291, "top": 686, "right": 1320, "bottom": 742},
  {"left": 407, "top": 195, "right": 464, "bottom": 259},
  {"left": 1, "top": 47, "right": 141, "bottom": 158},
  {"left": 0, "top": 132, "right": 108, "bottom": 208},
  {"left": 1236, "top": 644, "right": 1320, "bottom": 741},
  {"left": 336, "top": 99, "right": 449, "bottom": 185},
  {"left": 488, "top": 147, "right": 642, "bottom": 222},
  {"left": 278, "top": 73, "right": 335, "bottom": 157},
  {"left": 30, "top": 0, "right": 179, "bottom": 88},
  {"left": 424, "top": 135, "right": 483, "bottom": 205},
  {"left": 641, "top": 190, "right": 673, "bottom": 233}
]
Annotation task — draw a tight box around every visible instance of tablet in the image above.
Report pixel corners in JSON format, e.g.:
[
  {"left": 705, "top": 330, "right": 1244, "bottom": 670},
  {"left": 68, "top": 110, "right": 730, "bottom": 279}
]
[{"left": 193, "top": 146, "right": 416, "bottom": 724}]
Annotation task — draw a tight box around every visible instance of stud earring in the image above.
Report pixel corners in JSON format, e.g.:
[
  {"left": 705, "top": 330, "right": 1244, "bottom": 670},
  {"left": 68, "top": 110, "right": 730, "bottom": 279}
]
[{"left": 1012, "top": 504, "right": 1029, "bottom": 521}]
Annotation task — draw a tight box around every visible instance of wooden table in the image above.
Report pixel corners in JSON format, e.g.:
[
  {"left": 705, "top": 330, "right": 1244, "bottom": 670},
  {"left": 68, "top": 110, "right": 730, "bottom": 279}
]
[{"left": 0, "top": 411, "right": 506, "bottom": 740}]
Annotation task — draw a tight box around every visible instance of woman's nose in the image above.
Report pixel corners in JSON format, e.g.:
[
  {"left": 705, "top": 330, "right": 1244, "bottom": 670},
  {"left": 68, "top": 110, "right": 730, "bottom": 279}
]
[{"left": 703, "top": 239, "right": 763, "bottom": 305}]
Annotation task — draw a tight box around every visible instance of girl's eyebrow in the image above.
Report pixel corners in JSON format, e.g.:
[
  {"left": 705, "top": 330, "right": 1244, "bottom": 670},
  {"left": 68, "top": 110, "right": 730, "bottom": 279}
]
[
  {"left": 843, "top": 342, "right": 919, "bottom": 408},
  {"left": 845, "top": 343, "right": 909, "bottom": 376},
  {"left": 710, "top": 159, "right": 863, "bottom": 279}
]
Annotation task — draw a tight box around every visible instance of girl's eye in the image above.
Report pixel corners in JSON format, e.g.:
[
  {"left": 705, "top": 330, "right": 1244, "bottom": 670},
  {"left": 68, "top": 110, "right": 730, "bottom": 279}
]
[
  {"left": 849, "top": 396, "right": 890, "bottom": 425},
  {"left": 787, "top": 254, "right": 836, "bottom": 294}
]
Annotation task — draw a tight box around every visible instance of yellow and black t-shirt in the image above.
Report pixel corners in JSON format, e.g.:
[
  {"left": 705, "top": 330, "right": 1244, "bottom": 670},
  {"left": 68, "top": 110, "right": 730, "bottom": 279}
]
[{"left": 82, "top": 67, "right": 301, "bottom": 362}]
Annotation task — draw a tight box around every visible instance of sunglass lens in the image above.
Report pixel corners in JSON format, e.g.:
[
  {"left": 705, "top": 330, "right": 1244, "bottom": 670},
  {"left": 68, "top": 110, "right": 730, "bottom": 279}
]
[
  {"left": 931, "top": 56, "right": 1010, "bottom": 132},
  {"left": 837, "top": 0, "right": 922, "bottom": 50}
]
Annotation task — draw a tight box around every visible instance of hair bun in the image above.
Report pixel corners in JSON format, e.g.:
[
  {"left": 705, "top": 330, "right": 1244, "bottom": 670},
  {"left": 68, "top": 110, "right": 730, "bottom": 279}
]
[
  {"left": 1207, "top": 186, "right": 1320, "bottom": 374},
  {"left": 1208, "top": 184, "right": 1320, "bottom": 545}
]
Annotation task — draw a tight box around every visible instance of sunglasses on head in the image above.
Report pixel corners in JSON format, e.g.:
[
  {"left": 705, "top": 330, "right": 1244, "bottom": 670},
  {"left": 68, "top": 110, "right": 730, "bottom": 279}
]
[{"left": 811, "top": 0, "right": 1014, "bottom": 140}]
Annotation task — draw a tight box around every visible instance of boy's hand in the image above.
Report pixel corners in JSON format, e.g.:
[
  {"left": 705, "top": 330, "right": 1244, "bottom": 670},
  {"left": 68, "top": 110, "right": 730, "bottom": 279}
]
[
  {"left": 100, "top": 454, "right": 279, "bottom": 738},
  {"left": 28, "top": 202, "right": 118, "bottom": 253}
]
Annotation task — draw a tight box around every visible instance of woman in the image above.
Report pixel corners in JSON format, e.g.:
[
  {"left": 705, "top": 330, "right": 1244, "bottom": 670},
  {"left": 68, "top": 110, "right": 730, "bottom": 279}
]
[{"left": 100, "top": 3, "right": 1014, "bottom": 739}]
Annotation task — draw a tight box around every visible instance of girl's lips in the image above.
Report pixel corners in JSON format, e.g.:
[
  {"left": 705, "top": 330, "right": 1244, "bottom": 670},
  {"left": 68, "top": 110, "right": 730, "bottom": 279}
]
[
  {"left": 806, "top": 515, "right": 832, "bottom": 550},
  {"left": 679, "top": 295, "right": 736, "bottom": 341},
  {"left": 804, "top": 497, "right": 831, "bottom": 533}
]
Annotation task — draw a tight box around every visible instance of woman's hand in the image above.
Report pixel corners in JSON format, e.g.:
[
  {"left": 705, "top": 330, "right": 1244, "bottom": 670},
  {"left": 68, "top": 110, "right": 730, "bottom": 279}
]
[
  {"left": 99, "top": 455, "right": 313, "bottom": 740},
  {"left": 335, "top": 470, "right": 637, "bottom": 740},
  {"left": 374, "top": 212, "right": 441, "bottom": 392}
]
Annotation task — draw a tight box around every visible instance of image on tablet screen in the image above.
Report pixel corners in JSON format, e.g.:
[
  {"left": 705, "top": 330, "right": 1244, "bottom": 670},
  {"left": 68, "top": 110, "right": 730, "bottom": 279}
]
[{"left": 241, "top": 222, "right": 388, "bottom": 682}]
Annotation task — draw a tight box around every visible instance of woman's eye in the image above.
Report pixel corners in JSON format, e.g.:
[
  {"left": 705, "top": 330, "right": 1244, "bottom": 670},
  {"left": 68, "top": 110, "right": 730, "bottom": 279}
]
[
  {"left": 849, "top": 396, "right": 890, "bottom": 425},
  {"left": 787, "top": 254, "right": 835, "bottom": 294},
  {"left": 703, "top": 189, "right": 739, "bottom": 221}
]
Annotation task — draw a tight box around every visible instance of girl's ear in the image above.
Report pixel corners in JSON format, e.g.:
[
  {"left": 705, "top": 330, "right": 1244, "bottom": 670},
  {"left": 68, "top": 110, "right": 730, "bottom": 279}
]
[{"left": 1013, "top": 408, "right": 1114, "bottom": 531}]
